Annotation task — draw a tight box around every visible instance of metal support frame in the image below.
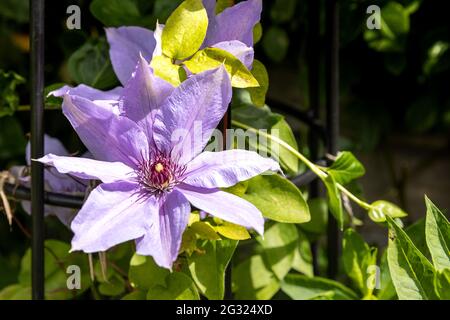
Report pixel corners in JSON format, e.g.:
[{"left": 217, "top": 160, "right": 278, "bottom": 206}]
[
  {"left": 30, "top": 0, "right": 45, "bottom": 300},
  {"left": 325, "top": 0, "right": 341, "bottom": 279},
  {"left": 15, "top": 0, "right": 341, "bottom": 299}
]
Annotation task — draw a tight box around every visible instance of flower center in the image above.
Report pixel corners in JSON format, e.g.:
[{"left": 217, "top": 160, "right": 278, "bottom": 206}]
[{"left": 136, "top": 151, "right": 186, "bottom": 197}]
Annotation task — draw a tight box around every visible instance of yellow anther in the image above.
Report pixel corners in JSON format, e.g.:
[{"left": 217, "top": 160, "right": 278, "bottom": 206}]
[{"left": 155, "top": 163, "right": 164, "bottom": 173}]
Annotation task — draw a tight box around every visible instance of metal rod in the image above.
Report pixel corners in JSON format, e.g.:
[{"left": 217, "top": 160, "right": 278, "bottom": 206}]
[
  {"left": 30, "top": 0, "right": 45, "bottom": 300},
  {"left": 4, "top": 183, "right": 83, "bottom": 209},
  {"left": 325, "top": 0, "right": 341, "bottom": 279},
  {"left": 307, "top": 0, "right": 321, "bottom": 276}
]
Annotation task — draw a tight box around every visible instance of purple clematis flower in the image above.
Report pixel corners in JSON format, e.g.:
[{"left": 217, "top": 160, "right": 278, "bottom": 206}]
[
  {"left": 106, "top": 0, "right": 262, "bottom": 85},
  {"left": 38, "top": 58, "right": 279, "bottom": 269},
  {"left": 10, "top": 135, "right": 88, "bottom": 226}
]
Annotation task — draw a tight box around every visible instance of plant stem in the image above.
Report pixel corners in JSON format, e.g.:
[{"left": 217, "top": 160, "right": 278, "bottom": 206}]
[
  {"left": 232, "top": 119, "right": 374, "bottom": 211},
  {"left": 232, "top": 120, "right": 327, "bottom": 178}
]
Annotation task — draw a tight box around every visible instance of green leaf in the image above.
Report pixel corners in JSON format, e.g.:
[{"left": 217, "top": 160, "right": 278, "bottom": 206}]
[
  {"left": 128, "top": 254, "right": 170, "bottom": 290},
  {"left": 121, "top": 290, "right": 147, "bottom": 300},
  {"left": 68, "top": 39, "right": 118, "bottom": 89},
  {"left": 190, "top": 221, "right": 221, "bottom": 240},
  {"left": 270, "top": 119, "right": 299, "bottom": 174},
  {"left": 387, "top": 216, "right": 437, "bottom": 300},
  {"left": 322, "top": 174, "right": 344, "bottom": 230},
  {"left": 343, "top": 229, "right": 377, "bottom": 296},
  {"left": 185, "top": 47, "right": 259, "bottom": 88},
  {"left": 425, "top": 196, "right": 450, "bottom": 271},
  {"left": 98, "top": 275, "right": 126, "bottom": 296},
  {"left": 233, "top": 255, "right": 280, "bottom": 300},
  {"left": 161, "top": 0, "right": 208, "bottom": 60},
  {"left": 240, "top": 175, "right": 310, "bottom": 224},
  {"left": 247, "top": 60, "right": 269, "bottom": 107},
  {"left": 0, "top": 70, "right": 25, "bottom": 117},
  {"left": 281, "top": 274, "right": 358, "bottom": 300},
  {"left": 231, "top": 104, "right": 302, "bottom": 174},
  {"left": 364, "top": 2, "right": 411, "bottom": 53},
  {"left": 253, "top": 23, "right": 263, "bottom": 44},
  {"left": 90, "top": 0, "right": 142, "bottom": 27},
  {"left": 262, "top": 26, "right": 289, "bottom": 62},
  {"left": 150, "top": 55, "right": 187, "bottom": 86},
  {"left": 434, "top": 269, "right": 450, "bottom": 300},
  {"left": 377, "top": 250, "right": 397, "bottom": 300},
  {"left": 232, "top": 104, "right": 282, "bottom": 129},
  {"left": 188, "top": 239, "right": 237, "bottom": 300},
  {"left": 146, "top": 272, "right": 199, "bottom": 300},
  {"left": 405, "top": 218, "right": 429, "bottom": 257},
  {"left": 214, "top": 221, "right": 251, "bottom": 240},
  {"left": 0, "top": 284, "right": 31, "bottom": 300},
  {"left": 18, "top": 240, "right": 90, "bottom": 300},
  {"left": 325, "top": 151, "right": 365, "bottom": 185},
  {"left": 368, "top": 200, "right": 408, "bottom": 222},
  {"left": 258, "top": 223, "right": 299, "bottom": 280},
  {"left": 291, "top": 230, "right": 314, "bottom": 277},
  {"left": 300, "top": 198, "right": 328, "bottom": 234}
]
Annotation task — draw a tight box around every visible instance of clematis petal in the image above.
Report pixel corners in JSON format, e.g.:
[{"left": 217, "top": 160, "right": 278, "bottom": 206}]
[
  {"left": 105, "top": 26, "right": 156, "bottom": 85},
  {"left": 153, "top": 67, "right": 232, "bottom": 163},
  {"left": 152, "top": 23, "right": 164, "bottom": 58},
  {"left": 212, "top": 40, "right": 254, "bottom": 69},
  {"left": 202, "top": 0, "right": 217, "bottom": 43},
  {"left": 21, "top": 200, "right": 77, "bottom": 227},
  {"left": 204, "top": 0, "right": 262, "bottom": 47},
  {"left": 49, "top": 84, "right": 123, "bottom": 102},
  {"left": 120, "top": 55, "right": 173, "bottom": 140},
  {"left": 26, "top": 134, "right": 69, "bottom": 166},
  {"left": 71, "top": 181, "right": 155, "bottom": 253},
  {"left": 36, "top": 154, "right": 135, "bottom": 183},
  {"left": 62, "top": 94, "right": 148, "bottom": 167},
  {"left": 178, "top": 184, "right": 264, "bottom": 235},
  {"left": 184, "top": 150, "right": 280, "bottom": 189},
  {"left": 135, "top": 190, "right": 190, "bottom": 269}
]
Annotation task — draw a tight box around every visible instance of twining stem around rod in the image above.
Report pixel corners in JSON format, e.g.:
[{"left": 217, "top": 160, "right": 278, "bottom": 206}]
[{"left": 231, "top": 120, "right": 374, "bottom": 211}]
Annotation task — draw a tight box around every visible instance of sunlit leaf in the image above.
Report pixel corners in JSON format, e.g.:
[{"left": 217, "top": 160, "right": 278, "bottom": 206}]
[
  {"left": 188, "top": 239, "right": 237, "bottom": 300},
  {"left": 248, "top": 59, "right": 268, "bottom": 107},
  {"left": 185, "top": 47, "right": 259, "bottom": 88},
  {"left": 425, "top": 196, "right": 450, "bottom": 271},
  {"left": 161, "top": 0, "right": 208, "bottom": 60},
  {"left": 150, "top": 55, "right": 187, "bottom": 86},
  {"left": 241, "top": 174, "right": 310, "bottom": 224}
]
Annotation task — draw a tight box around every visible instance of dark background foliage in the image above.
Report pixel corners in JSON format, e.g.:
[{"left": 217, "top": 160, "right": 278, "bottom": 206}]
[{"left": 0, "top": 0, "right": 448, "bottom": 294}]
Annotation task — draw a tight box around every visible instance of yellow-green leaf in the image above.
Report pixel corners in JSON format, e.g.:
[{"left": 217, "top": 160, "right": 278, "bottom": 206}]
[
  {"left": 253, "top": 23, "right": 263, "bottom": 44},
  {"left": 241, "top": 174, "right": 310, "bottom": 224},
  {"left": 190, "top": 221, "right": 221, "bottom": 240},
  {"left": 184, "top": 47, "right": 259, "bottom": 88},
  {"left": 368, "top": 200, "right": 408, "bottom": 222},
  {"left": 161, "top": 0, "right": 208, "bottom": 60},
  {"left": 215, "top": 221, "right": 251, "bottom": 240},
  {"left": 188, "top": 211, "right": 200, "bottom": 225},
  {"left": 150, "top": 55, "right": 186, "bottom": 86},
  {"left": 248, "top": 59, "right": 269, "bottom": 107}
]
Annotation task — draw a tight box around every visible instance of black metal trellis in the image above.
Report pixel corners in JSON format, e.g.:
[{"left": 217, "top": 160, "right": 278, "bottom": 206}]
[
  {"left": 325, "top": 0, "right": 341, "bottom": 279},
  {"left": 30, "top": 0, "right": 45, "bottom": 300},
  {"left": 5, "top": 0, "right": 341, "bottom": 299}
]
